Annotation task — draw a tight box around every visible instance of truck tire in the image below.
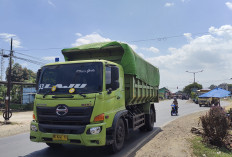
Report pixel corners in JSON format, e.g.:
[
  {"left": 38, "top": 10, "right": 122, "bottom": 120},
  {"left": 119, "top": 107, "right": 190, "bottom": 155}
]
[
  {"left": 145, "top": 108, "right": 155, "bottom": 131},
  {"left": 46, "top": 143, "right": 63, "bottom": 148},
  {"left": 199, "top": 104, "right": 202, "bottom": 107},
  {"left": 109, "top": 118, "right": 125, "bottom": 153}
]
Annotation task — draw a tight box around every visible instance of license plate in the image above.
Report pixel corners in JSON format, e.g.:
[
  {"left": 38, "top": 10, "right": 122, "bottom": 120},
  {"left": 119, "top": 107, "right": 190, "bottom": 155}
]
[{"left": 53, "top": 135, "right": 68, "bottom": 141}]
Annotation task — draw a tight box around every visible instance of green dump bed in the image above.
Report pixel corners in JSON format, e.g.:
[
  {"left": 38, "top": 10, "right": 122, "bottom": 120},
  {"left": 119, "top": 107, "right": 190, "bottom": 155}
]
[{"left": 62, "top": 41, "right": 160, "bottom": 105}]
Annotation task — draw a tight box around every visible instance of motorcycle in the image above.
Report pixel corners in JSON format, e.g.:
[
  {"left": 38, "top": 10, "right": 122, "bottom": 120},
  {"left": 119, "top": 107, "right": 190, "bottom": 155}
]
[{"left": 171, "top": 104, "right": 178, "bottom": 116}]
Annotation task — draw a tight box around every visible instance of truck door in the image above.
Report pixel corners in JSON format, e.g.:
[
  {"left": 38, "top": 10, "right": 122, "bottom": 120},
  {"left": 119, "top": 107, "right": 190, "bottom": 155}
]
[{"left": 104, "top": 65, "right": 121, "bottom": 112}]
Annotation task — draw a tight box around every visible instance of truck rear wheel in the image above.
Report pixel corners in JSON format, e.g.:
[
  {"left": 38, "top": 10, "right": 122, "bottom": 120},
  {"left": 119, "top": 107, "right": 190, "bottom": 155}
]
[
  {"left": 109, "top": 118, "right": 125, "bottom": 153},
  {"left": 139, "top": 108, "right": 155, "bottom": 131},
  {"left": 145, "top": 108, "right": 155, "bottom": 131}
]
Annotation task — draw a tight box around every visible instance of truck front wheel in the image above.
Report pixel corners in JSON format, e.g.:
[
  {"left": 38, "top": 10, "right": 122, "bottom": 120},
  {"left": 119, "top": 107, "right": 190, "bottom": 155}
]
[{"left": 109, "top": 118, "right": 125, "bottom": 153}]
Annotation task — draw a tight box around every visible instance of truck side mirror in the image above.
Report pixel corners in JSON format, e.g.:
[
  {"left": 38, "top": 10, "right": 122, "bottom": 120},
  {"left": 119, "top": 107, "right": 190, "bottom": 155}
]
[
  {"left": 36, "top": 69, "right": 41, "bottom": 90},
  {"left": 111, "top": 66, "right": 119, "bottom": 90}
]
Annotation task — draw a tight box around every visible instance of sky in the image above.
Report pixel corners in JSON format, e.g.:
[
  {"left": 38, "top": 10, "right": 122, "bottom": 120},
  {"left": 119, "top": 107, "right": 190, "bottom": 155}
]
[{"left": 0, "top": 0, "right": 232, "bottom": 92}]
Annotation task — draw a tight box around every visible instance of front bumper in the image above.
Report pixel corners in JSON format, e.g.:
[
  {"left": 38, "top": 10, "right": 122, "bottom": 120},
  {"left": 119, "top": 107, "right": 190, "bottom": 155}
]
[
  {"left": 30, "top": 121, "right": 106, "bottom": 146},
  {"left": 198, "top": 100, "right": 207, "bottom": 105}
]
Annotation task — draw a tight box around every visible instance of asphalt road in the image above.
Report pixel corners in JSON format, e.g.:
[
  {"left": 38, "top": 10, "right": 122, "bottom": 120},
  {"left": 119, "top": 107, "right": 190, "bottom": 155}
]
[{"left": 0, "top": 100, "right": 229, "bottom": 157}]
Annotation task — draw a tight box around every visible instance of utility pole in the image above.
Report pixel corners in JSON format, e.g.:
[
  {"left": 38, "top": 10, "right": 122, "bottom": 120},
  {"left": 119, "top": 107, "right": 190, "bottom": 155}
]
[
  {"left": 3, "top": 38, "right": 13, "bottom": 122},
  {"left": 186, "top": 70, "right": 203, "bottom": 91},
  {"left": 186, "top": 70, "right": 203, "bottom": 84},
  {"left": 0, "top": 49, "right": 4, "bottom": 81}
]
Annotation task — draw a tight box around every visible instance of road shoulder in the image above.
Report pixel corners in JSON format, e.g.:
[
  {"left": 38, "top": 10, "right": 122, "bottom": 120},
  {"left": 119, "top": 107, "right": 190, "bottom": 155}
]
[
  {"left": 0, "top": 111, "right": 32, "bottom": 138},
  {"left": 135, "top": 110, "right": 207, "bottom": 157}
]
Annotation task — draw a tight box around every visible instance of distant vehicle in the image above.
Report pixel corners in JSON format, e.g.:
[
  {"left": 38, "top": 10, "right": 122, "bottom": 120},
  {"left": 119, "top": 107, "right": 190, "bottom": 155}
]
[
  {"left": 197, "top": 89, "right": 218, "bottom": 107},
  {"left": 171, "top": 104, "right": 178, "bottom": 116},
  {"left": 181, "top": 94, "right": 189, "bottom": 100}
]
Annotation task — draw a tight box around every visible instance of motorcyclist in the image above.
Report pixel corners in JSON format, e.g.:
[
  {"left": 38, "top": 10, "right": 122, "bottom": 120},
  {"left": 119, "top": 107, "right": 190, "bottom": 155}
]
[{"left": 173, "top": 97, "right": 178, "bottom": 113}]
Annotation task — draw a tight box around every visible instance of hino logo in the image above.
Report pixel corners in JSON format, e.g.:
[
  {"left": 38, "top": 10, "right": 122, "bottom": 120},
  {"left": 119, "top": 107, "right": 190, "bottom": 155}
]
[{"left": 56, "top": 105, "right": 68, "bottom": 116}]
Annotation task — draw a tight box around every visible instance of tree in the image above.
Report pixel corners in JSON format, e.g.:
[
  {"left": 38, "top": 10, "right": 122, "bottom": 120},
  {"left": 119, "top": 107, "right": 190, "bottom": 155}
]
[
  {"left": 183, "top": 82, "right": 203, "bottom": 95},
  {"left": 0, "top": 85, "right": 6, "bottom": 100},
  {"left": 209, "top": 84, "right": 217, "bottom": 90},
  {"left": 5, "top": 63, "right": 36, "bottom": 103},
  {"left": 6, "top": 63, "right": 36, "bottom": 82}
]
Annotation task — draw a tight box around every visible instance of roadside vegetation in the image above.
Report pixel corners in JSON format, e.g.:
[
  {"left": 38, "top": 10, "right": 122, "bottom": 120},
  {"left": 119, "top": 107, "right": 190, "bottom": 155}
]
[
  {"left": 191, "top": 102, "right": 232, "bottom": 157},
  {"left": 191, "top": 136, "right": 232, "bottom": 157},
  {"left": 0, "top": 62, "right": 36, "bottom": 112}
]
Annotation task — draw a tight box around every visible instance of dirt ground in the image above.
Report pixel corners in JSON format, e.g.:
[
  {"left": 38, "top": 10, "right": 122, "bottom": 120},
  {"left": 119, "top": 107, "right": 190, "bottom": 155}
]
[
  {"left": 0, "top": 111, "right": 33, "bottom": 138},
  {"left": 135, "top": 111, "right": 208, "bottom": 157}
]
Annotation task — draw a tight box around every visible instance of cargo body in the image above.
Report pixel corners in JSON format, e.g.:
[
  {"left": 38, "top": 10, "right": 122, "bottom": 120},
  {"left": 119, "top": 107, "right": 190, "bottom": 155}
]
[{"left": 30, "top": 41, "right": 159, "bottom": 153}]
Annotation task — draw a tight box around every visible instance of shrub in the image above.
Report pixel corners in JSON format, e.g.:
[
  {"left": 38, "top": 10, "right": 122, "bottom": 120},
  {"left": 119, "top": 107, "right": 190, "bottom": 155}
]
[
  {"left": 200, "top": 106, "right": 230, "bottom": 147},
  {"left": 10, "top": 103, "right": 34, "bottom": 111}
]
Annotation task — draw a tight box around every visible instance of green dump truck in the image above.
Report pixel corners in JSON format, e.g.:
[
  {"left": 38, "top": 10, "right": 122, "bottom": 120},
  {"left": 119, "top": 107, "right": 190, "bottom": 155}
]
[{"left": 30, "top": 41, "right": 160, "bottom": 153}]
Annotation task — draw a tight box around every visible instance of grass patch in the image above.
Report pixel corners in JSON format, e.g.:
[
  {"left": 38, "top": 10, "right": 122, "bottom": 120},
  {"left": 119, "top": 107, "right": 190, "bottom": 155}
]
[{"left": 191, "top": 136, "right": 232, "bottom": 157}]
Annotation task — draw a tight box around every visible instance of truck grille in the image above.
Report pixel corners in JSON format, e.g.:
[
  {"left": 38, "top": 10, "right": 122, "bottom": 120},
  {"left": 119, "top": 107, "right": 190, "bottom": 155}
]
[
  {"left": 37, "top": 106, "right": 93, "bottom": 134},
  {"left": 37, "top": 106, "right": 93, "bottom": 125}
]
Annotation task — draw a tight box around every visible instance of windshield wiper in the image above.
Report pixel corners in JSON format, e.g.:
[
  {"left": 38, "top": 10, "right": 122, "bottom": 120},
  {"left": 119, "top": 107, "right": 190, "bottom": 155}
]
[
  {"left": 42, "top": 90, "right": 86, "bottom": 98},
  {"left": 43, "top": 90, "right": 53, "bottom": 98},
  {"left": 52, "top": 95, "right": 74, "bottom": 98},
  {"left": 77, "top": 93, "right": 86, "bottom": 98}
]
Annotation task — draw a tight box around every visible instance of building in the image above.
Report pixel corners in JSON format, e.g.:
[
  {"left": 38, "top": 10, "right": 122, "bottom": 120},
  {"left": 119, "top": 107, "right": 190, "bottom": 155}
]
[{"left": 159, "top": 87, "right": 171, "bottom": 99}]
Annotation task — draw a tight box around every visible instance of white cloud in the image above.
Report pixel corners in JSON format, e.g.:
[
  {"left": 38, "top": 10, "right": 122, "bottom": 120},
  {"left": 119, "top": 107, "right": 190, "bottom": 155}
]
[
  {"left": 142, "top": 47, "right": 160, "bottom": 53},
  {"left": 128, "top": 44, "right": 138, "bottom": 50},
  {"left": 138, "top": 53, "right": 145, "bottom": 58},
  {"left": 226, "top": 2, "right": 232, "bottom": 10},
  {"left": 21, "top": 62, "right": 29, "bottom": 67},
  {"left": 72, "top": 33, "right": 111, "bottom": 47},
  {"left": 0, "top": 33, "right": 22, "bottom": 48},
  {"left": 165, "top": 3, "right": 174, "bottom": 7},
  {"left": 181, "top": 0, "right": 190, "bottom": 2},
  {"left": 48, "top": 0, "right": 56, "bottom": 7},
  {"left": 43, "top": 56, "right": 60, "bottom": 61},
  {"left": 144, "top": 25, "right": 232, "bottom": 90},
  {"left": 75, "top": 33, "right": 82, "bottom": 37},
  {"left": 183, "top": 33, "right": 193, "bottom": 41}
]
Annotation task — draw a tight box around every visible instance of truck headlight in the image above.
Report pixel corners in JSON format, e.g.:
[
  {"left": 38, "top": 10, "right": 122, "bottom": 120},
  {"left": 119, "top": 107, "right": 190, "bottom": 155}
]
[
  {"left": 87, "top": 127, "right": 102, "bottom": 135},
  {"left": 31, "top": 124, "right": 38, "bottom": 132}
]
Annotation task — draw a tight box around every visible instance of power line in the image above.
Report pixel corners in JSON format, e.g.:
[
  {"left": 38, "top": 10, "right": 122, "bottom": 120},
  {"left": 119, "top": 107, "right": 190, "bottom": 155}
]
[
  {"left": 1, "top": 28, "right": 231, "bottom": 52},
  {"left": 130, "top": 31, "right": 211, "bottom": 43},
  {"left": 12, "top": 56, "right": 46, "bottom": 66},
  {"left": 15, "top": 48, "right": 63, "bottom": 52},
  {"left": 14, "top": 51, "right": 49, "bottom": 63}
]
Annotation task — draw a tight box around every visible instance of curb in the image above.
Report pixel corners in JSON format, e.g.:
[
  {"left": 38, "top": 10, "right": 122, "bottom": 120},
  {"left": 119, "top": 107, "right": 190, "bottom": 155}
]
[{"left": 125, "top": 127, "right": 162, "bottom": 157}]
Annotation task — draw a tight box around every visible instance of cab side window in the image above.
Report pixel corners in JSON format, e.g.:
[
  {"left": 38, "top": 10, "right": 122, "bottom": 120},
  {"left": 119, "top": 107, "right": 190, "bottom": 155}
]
[{"left": 106, "top": 65, "right": 119, "bottom": 91}]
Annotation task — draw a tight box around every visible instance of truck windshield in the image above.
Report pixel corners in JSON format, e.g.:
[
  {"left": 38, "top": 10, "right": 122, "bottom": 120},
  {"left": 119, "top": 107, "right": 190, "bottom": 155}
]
[{"left": 38, "top": 62, "right": 103, "bottom": 94}]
